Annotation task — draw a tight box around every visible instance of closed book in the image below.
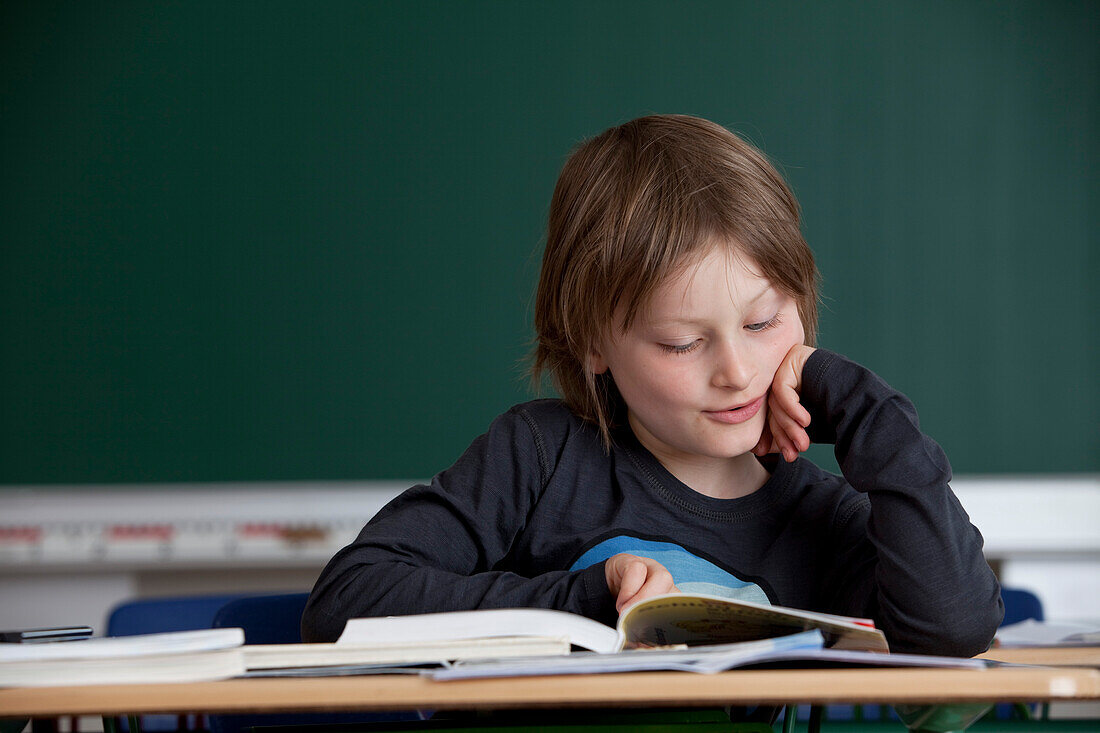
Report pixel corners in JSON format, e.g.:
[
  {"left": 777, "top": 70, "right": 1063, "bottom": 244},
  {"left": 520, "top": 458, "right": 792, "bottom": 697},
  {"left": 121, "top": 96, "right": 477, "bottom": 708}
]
[{"left": 0, "top": 628, "right": 244, "bottom": 687}]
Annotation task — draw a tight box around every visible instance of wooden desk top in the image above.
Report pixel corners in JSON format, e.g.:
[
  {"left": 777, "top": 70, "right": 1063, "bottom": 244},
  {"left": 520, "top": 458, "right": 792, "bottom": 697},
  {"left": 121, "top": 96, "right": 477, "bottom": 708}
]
[
  {"left": 978, "top": 646, "right": 1100, "bottom": 667},
  {"left": 2, "top": 666, "right": 1100, "bottom": 718}
]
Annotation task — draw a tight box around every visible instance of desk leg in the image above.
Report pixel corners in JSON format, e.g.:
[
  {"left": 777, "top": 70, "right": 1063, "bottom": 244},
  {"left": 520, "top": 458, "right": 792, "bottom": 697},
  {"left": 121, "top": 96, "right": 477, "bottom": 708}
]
[
  {"left": 894, "top": 703, "right": 993, "bottom": 732},
  {"left": 808, "top": 705, "right": 822, "bottom": 733},
  {"left": 782, "top": 705, "right": 797, "bottom": 733}
]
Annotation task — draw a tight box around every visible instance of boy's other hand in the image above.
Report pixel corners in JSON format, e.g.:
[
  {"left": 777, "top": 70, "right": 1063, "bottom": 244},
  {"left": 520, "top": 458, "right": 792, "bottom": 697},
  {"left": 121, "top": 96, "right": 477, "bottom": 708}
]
[
  {"left": 753, "top": 344, "right": 816, "bottom": 463},
  {"left": 604, "top": 553, "right": 679, "bottom": 613}
]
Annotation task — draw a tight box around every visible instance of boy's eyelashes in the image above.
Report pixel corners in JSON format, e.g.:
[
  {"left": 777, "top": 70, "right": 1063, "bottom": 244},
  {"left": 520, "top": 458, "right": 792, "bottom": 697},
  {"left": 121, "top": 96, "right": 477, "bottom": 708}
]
[
  {"left": 659, "top": 340, "right": 702, "bottom": 355},
  {"left": 656, "top": 315, "right": 784, "bottom": 354},
  {"left": 746, "top": 314, "right": 783, "bottom": 332}
]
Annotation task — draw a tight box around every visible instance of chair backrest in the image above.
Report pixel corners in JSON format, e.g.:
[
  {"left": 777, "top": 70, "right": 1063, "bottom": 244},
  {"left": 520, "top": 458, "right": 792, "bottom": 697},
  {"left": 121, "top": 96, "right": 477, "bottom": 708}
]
[
  {"left": 1000, "top": 587, "right": 1044, "bottom": 626},
  {"left": 105, "top": 594, "right": 250, "bottom": 733},
  {"left": 206, "top": 592, "right": 421, "bottom": 733},
  {"left": 106, "top": 594, "right": 248, "bottom": 637},
  {"left": 210, "top": 592, "right": 310, "bottom": 644}
]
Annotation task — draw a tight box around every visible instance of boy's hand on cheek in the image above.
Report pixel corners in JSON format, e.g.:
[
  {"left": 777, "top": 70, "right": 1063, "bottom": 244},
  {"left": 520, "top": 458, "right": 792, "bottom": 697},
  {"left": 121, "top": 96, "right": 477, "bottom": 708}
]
[
  {"left": 753, "top": 344, "right": 816, "bottom": 463},
  {"left": 604, "top": 553, "right": 679, "bottom": 614}
]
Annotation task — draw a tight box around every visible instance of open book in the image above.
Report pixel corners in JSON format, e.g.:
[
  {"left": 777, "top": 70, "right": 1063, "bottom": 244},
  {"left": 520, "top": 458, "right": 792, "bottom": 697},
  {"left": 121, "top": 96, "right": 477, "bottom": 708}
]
[
  {"left": 431, "top": 631, "right": 989, "bottom": 681},
  {"left": 246, "top": 592, "right": 887, "bottom": 675},
  {"left": 244, "top": 635, "right": 570, "bottom": 673},
  {"left": 339, "top": 592, "right": 887, "bottom": 653},
  {"left": 615, "top": 592, "right": 887, "bottom": 651}
]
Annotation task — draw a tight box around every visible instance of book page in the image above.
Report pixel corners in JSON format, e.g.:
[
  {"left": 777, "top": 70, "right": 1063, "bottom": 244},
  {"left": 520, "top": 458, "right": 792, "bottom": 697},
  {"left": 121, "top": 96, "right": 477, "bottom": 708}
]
[
  {"left": 431, "top": 630, "right": 826, "bottom": 680},
  {"left": 245, "top": 636, "right": 570, "bottom": 669},
  {"left": 619, "top": 593, "right": 887, "bottom": 651},
  {"left": 340, "top": 608, "right": 622, "bottom": 653}
]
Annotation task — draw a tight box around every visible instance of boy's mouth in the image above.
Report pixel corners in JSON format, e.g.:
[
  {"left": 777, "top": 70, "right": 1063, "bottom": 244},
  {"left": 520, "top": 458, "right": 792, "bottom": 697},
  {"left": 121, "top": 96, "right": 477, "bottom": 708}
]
[{"left": 704, "top": 396, "right": 765, "bottom": 424}]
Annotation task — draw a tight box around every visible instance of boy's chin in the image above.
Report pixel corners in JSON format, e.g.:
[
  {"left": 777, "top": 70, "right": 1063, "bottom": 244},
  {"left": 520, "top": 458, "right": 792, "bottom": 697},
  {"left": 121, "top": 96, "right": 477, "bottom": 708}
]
[{"left": 717, "top": 437, "right": 767, "bottom": 460}]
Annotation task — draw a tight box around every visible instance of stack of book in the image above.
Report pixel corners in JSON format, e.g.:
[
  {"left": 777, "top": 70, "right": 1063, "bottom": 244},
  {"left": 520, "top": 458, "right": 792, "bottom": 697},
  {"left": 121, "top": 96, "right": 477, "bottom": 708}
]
[
  {"left": 0, "top": 628, "right": 244, "bottom": 687},
  {"left": 2, "top": 593, "right": 991, "bottom": 687}
]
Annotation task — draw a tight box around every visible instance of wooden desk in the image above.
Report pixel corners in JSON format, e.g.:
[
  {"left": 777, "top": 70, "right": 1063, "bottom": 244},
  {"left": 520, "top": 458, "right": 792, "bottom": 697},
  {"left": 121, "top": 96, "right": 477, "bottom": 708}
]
[
  {"left": 2, "top": 666, "right": 1099, "bottom": 718},
  {"left": 978, "top": 646, "right": 1100, "bottom": 667}
]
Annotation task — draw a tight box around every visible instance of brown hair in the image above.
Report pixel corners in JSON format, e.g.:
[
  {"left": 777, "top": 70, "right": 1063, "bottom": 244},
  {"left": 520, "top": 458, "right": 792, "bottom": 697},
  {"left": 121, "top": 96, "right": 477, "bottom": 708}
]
[{"left": 531, "top": 114, "right": 819, "bottom": 446}]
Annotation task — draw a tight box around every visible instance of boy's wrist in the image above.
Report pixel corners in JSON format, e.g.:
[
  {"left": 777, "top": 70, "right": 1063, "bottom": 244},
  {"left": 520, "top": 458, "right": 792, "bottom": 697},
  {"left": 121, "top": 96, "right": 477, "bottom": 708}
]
[
  {"left": 800, "top": 348, "right": 841, "bottom": 445},
  {"left": 581, "top": 561, "right": 621, "bottom": 627}
]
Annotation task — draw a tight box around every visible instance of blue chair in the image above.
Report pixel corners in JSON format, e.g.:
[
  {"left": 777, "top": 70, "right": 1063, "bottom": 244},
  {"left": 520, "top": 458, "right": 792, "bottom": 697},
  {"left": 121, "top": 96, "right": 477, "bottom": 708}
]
[
  {"left": 208, "top": 593, "right": 422, "bottom": 733},
  {"left": 211, "top": 592, "right": 309, "bottom": 645},
  {"left": 106, "top": 594, "right": 250, "bottom": 732},
  {"left": 107, "top": 594, "right": 246, "bottom": 637},
  {"left": 996, "top": 587, "right": 1045, "bottom": 721},
  {"left": 1001, "top": 587, "right": 1044, "bottom": 626}
]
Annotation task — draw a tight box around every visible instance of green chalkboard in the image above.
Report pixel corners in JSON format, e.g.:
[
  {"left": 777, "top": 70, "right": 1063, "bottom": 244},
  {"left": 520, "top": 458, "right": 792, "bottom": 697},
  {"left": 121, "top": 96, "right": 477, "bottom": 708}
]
[{"left": 2, "top": 1, "right": 1096, "bottom": 484}]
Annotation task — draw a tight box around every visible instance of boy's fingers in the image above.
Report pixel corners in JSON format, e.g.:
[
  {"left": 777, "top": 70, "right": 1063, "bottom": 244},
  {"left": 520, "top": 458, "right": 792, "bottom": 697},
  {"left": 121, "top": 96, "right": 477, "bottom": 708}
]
[
  {"left": 618, "top": 560, "right": 646, "bottom": 602},
  {"left": 758, "top": 344, "right": 816, "bottom": 463},
  {"left": 776, "top": 425, "right": 808, "bottom": 460},
  {"left": 606, "top": 554, "right": 637, "bottom": 597},
  {"left": 768, "top": 404, "right": 794, "bottom": 441},
  {"left": 793, "top": 402, "right": 811, "bottom": 428},
  {"left": 771, "top": 409, "right": 810, "bottom": 452},
  {"left": 769, "top": 404, "right": 799, "bottom": 436},
  {"left": 638, "top": 575, "right": 674, "bottom": 600},
  {"left": 772, "top": 432, "right": 793, "bottom": 462},
  {"left": 752, "top": 423, "right": 774, "bottom": 456},
  {"left": 615, "top": 559, "right": 680, "bottom": 612},
  {"left": 771, "top": 385, "right": 811, "bottom": 428},
  {"left": 623, "top": 570, "right": 677, "bottom": 611},
  {"left": 767, "top": 411, "right": 805, "bottom": 462}
]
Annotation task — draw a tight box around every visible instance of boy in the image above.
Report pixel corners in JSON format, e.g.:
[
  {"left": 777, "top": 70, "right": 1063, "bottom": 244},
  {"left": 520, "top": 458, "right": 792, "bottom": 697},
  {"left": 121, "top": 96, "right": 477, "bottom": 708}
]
[{"left": 302, "top": 115, "right": 1002, "bottom": 656}]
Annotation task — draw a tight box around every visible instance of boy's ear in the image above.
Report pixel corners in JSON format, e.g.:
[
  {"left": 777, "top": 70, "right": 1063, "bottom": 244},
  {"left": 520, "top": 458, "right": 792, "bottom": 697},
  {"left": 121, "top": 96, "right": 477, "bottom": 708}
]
[{"left": 588, "top": 347, "right": 609, "bottom": 375}]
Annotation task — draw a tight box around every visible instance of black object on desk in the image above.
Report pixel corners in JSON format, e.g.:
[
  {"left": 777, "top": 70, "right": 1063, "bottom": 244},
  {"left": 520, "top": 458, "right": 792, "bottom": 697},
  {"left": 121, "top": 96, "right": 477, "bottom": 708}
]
[{"left": 0, "top": 625, "right": 93, "bottom": 643}]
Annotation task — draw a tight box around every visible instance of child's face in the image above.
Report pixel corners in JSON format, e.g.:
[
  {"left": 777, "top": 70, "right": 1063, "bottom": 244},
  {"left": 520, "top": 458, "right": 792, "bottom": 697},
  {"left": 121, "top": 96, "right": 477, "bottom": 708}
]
[{"left": 591, "top": 246, "right": 805, "bottom": 483}]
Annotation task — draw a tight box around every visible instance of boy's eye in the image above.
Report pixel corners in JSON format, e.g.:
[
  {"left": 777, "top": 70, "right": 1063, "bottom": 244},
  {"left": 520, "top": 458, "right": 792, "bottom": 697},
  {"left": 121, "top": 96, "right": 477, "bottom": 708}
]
[
  {"left": 659, "top": 340, "right": 701, "bottom": 355},
  {"left": 746, "top": 314, "right": 782, "bottom": 333}
]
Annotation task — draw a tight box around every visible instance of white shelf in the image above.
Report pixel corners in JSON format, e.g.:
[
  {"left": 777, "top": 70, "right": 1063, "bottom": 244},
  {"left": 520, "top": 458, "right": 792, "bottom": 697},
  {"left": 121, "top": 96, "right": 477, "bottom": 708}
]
[
  {"left": 0, "top": 481, "right": 409, "bottom": 568},
  {"left": 0, "top": 476, "right": 1097, "bottom": 631},
  {"left": 2, "top": 477, "right": 1097, "bottom": 567}
]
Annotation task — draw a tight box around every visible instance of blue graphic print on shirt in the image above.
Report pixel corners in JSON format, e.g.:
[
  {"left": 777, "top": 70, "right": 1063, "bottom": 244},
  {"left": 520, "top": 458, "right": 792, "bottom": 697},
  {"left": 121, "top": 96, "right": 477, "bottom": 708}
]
[{"left": 570, "top": 536, "right": 770, "bottom": 604}]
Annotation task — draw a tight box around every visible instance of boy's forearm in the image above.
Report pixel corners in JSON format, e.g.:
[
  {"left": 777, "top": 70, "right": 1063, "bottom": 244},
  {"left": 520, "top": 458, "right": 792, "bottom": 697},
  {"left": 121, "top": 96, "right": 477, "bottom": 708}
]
[
  {"left": 802, "top": 349, "right": 949, "bottom": 492},
  {"left": 803, "top": 349, "right": 1003, "bottom": 655},
  {"left": 301, "top": 405, "right": 620, "bottom": 641},
  {"left": 301, "top": 555, "right": 614, "bottom": 642}
]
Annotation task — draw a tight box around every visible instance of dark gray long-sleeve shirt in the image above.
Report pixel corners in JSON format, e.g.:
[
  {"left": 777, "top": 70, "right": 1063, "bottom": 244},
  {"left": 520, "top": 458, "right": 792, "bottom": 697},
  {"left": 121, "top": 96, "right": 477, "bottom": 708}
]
[{"left": 303, "top": 349, "right": 1003, "bottom": 655}]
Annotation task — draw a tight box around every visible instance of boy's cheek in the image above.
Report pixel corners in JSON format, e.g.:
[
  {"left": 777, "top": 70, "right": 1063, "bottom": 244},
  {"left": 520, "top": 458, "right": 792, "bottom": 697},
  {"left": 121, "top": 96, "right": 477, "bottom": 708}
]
[
  {"left": 778, "top": 315, "right": 806, "bottom": 354},
  {"left": 762, "top": 354, "right": 788, "bottom": 385},
  {"left": 770, "top": 327, "right": 805, "bottom": 370}
]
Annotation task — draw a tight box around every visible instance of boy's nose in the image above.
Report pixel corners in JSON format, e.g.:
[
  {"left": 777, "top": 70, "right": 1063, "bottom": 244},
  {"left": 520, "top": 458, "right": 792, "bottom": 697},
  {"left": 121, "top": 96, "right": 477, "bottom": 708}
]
[{"left": 711, "top": 339, "right": 755, "bottom": 391}]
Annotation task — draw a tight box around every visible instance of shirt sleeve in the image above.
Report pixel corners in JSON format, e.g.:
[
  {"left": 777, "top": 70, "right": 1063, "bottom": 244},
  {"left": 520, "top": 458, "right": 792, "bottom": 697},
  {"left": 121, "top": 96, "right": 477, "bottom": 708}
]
[
  {"left": 801, "top": 349, "right": 1004, "bottom": 656},
  {"left": 300, "top": 406, "right": 616, "bottom": 642}
]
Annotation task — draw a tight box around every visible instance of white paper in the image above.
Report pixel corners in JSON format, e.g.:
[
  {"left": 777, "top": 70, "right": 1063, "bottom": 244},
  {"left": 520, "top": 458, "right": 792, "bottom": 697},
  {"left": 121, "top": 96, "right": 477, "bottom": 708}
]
[
  {"left": 430, "top": 630, "right": 827, "bottom": 680},
  {"left": 995, "top": 619, "right": 1100, "bottom": 647}
]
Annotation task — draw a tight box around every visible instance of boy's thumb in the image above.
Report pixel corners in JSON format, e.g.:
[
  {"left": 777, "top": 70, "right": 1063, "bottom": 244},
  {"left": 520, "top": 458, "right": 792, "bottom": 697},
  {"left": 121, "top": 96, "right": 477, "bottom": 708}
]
[{"left": 619, "top": 560, "right": 647, "bottom": 599}]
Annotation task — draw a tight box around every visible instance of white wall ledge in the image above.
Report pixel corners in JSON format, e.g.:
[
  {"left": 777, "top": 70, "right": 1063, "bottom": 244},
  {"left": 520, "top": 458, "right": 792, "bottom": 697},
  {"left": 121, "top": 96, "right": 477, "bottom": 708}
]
[
  {"left": 1, "top": 476, "right": 1096, "bottom": 567},
  {"left": 0, "top": 476, "right": 1097, "bottom": 630}
]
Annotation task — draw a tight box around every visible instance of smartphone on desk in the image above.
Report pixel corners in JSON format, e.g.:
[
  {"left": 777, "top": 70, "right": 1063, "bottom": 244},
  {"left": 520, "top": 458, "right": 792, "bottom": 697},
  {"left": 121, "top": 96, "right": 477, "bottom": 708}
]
[{"left": 0, "top": 626, "right": 93, "bottom": 643}]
